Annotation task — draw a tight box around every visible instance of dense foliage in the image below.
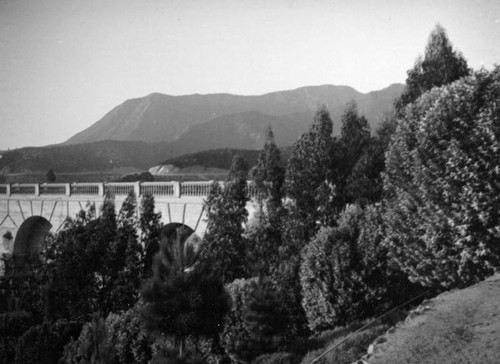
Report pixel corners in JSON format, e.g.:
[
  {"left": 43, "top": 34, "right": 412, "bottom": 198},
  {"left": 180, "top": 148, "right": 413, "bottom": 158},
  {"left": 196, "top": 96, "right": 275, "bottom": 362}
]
[
  {"left": 384, "top": 66, "right": 500, "bottom": 289},
  {"left": 395, "top": 24, "right": 470, "bottom": 111},
  {"left": 203, "top": 155, "right": 251, "bottom": 283},
  {"left": 141, "top": 224, "right": 229, "bottom": 359}
]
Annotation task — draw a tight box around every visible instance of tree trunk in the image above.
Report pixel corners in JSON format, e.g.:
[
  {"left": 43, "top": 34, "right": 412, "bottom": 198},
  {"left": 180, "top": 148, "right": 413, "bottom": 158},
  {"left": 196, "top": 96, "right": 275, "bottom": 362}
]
[{"left": 179, "top": 337, "right": 185, "bottom": 360}]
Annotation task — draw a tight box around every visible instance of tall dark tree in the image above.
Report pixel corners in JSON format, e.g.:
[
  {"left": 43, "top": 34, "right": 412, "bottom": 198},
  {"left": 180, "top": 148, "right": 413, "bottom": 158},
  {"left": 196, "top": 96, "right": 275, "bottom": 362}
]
[
  {"left": 139, "top": 192, "right": 162, "bottom": 279},
  {"left": 203, "top": 155, "right": 250, "bottom": 283},
  {"left": 106, "top": 190, "right": 143, "bottom": 312},
  {"left": 141, "top": 224, "right": 229, "bottom": 360},
  {"left": 285, "top": 106, "right": 335, "bottom": 241},
  {"left": 395, "top": 24, "right": 470, "bottom": 111},
  {"left": 238, "top": 277, "right": 288, "bottom": 362},
  {"left": 45, "top": 169, "right": 56, "bottom": 182},
  {"left": 248, "top": 127, "right": 285, "bottom": 275},
  {"left": 345, "top": 138, "right": 385, "bottom": 205},
  {"left": 338, "top": 101, "right": 371, "bottom": 205},
  {"left": 252, "top": 126, "right": 285, "bottom": 224},
  {"left": 340, "top": 101, "right": 370, "bottom": 172}
]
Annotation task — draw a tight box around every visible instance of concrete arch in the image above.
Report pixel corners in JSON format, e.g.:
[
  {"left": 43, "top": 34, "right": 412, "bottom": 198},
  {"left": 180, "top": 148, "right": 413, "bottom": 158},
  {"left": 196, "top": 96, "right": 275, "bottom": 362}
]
[{"left": 13, "top": 216, "right": 52, "bottom": 256}]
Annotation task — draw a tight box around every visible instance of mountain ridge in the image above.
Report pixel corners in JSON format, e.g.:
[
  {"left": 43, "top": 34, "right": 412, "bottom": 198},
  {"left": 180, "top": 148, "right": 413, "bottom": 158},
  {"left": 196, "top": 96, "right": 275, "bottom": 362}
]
[
  {"left": 1, "top": 83, "right": 404, "bottom": 175},
  {"left": 64, "top": 84, "right": 403, "bottom": 145}
]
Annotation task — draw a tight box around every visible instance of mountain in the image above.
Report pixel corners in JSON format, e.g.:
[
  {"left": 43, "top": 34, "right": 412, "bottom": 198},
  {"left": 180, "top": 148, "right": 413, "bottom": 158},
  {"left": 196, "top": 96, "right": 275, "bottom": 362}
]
[
  {"left": 1, "top": 84, "right": 404, "bottom": 175},
  {"left": 65, "top": 84, "right": 403, "bottom": 145}
]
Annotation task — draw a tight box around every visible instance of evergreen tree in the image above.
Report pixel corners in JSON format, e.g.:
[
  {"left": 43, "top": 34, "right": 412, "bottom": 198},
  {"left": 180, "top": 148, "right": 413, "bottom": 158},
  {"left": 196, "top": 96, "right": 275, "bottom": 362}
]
[
  {"left": 42, "top": 213, "right": 100, "bottom": 321},
  {"left": 239, "top": 277, "right": 287, "bottom": 362},
  {"left": 252, "top": 126, "right": 285, "bottom": 224},
  {"left": 300, "top": 204, "right": 418, "bottom": 331},
  {"left": 248, "top": 126, "right": 285, "bottom": 276},
  {"left": 338, "top": 101, "right": 371, "bottom": 205},
  {"left": 285, "top": 106, "right": 335, "bottom": 242},
  {"left": 277, "top": 107, "right": 336, "bottom": 338},
  {"left": 203, "top": 155, "right": 250, "bottom": 283},
  {"left": 395, "top": 24, "right": 470, "bottom": 111},
  {"left": 141, "top": 224, "right": 229, "bottom": 360},
  {"left": 139, "top": 192, "right": 162, "bottom": 279},
  {"left": 384, "top": 66, "right": 500, "bottom": 288},
  {"left": 45, "top": 169, "right": 56, "bottom": 182},
  {"left": 345, "top": 138, "right": 385, "bottom": 205}
]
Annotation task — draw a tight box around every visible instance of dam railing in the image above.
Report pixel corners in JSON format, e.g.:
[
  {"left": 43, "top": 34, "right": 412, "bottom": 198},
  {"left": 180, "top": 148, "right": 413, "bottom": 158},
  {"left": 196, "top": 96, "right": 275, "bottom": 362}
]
[{"left": 0, "top": 181, "right": 257, "bottom": 199}]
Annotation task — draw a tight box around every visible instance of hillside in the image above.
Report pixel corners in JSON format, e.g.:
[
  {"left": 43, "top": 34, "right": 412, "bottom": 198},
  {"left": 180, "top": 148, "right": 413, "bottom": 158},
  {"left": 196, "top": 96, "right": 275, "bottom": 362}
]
[
  {"left": 150, "top": 147, "right": 294, "bottom": 173},
  {"left": 362, "top": 274, "right": 500, "bottom": 363},
  {"left": 0, "top": 141, "right": 175, "bottom": 173},
  {"left": 64, "top": 84, "right": 403, "bottom": 145}
]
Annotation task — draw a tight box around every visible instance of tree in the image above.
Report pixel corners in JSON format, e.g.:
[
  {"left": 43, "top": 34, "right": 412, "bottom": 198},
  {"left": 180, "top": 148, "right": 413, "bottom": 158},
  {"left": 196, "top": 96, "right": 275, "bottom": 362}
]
[
  {"left": 345, "top": 138, "right": 385, "bottom": 205},
  {"left": 220, "top": 278, "right": 256, "bottom": 363},
  {"left": 252, "top": 126, "right": 285, "bottom": 224},
  {"left": 299, "top": 206, "right": 367, "bottom": 330},
  {"left": 384, "top": 66, "right": 500, "bottom": 289},
  {"left": 43, "top": 217, "right": 100, "bottom": 321},
  {"left": 106, "top": 305, "right": 153, "bottom": 364},
  {"left": 248, "top": 127, "right": 285, "bottom": 276},
  {"left": 300, "top": 204, "right": 418, "bottom": 331},
  {"left": 141, "top": 224, "right": 229, "bottom": 360},
  {"left": 340, "top": 101, "right": 370, "bottom": 171},
  {"left": 139, "top": 192, "right": 162, "bottom": 279},
  {"left": 46, "top": 169, "right": 56, "bottom": 182},
  {"left": 285, "top": 106, "right": 335, "bottom": 243},
  {"left": 240, "top": 277, "right": 288, "bottom": 362},
  {"left": 395, "top": 24, "right": 470, "bottom": 111},
  {"left": 277, "top": 107, "right": 337, "bottom": 338},
  {"left": 106, "top": 190, "right": 143, "bottom": 313},
  {"left": 203, "top": 155, "right": 250, "bottom": 283},
  {"left": 14, "top": 320, "right": 81, "bottom": 364},
  {"left": 60, "top": 314, "right": 111, "bottom": 364},
  {"left": 338, "top": 101, "right": 371, "bottom": 205}
]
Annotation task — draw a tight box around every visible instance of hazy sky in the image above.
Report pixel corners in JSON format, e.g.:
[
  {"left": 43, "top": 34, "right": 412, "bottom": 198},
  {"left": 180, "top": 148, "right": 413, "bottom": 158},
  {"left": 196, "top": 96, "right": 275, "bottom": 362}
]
[{"left": 1, "top": 0, "right": 499, "bottom": 150}]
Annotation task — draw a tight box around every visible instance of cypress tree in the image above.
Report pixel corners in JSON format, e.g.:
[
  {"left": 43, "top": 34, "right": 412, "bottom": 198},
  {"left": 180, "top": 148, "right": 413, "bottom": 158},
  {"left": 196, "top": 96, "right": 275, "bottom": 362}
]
[
  {"left": 139, "top": 192, "right": 162, "bottom": 279},
  {"left": 395, "top": 24, "right": 470, "bottom": 111},
  {"left": 203, "top": 155, "right": 250, "bottom": 283}
]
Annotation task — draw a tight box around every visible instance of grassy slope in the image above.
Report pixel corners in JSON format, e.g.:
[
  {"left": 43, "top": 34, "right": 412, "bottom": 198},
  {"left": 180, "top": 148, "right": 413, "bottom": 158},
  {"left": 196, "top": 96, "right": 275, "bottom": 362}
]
[{"left": 364, "top": 274, "right": 500, "bottom": 364}]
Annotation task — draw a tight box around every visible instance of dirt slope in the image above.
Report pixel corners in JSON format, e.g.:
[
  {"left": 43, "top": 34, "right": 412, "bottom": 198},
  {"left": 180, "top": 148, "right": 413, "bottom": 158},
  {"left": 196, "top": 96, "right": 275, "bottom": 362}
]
[{"left": 358, "top": 274, "right": 500, "bottom": 364}]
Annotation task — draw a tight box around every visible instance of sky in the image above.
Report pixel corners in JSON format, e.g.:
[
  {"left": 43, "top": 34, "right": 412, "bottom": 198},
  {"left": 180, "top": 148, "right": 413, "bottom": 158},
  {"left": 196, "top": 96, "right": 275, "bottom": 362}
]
[{"left": 0, "top": 0, "right": 499, "bottom": 150}]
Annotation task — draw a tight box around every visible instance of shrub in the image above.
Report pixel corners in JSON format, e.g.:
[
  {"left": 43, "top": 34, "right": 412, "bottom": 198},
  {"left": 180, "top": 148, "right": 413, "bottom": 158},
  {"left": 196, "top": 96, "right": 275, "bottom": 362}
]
[
  {"left": 106, "top": 305, "right": 153, "bottom": 364},
  {"left": 220, "top": 278, "right": 256, "bottom": 362}
]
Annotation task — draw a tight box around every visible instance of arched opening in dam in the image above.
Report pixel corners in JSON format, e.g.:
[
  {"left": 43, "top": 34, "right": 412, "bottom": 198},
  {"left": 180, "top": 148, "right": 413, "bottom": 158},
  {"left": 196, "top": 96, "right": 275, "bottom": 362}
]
[
  {"left": 160, "top": 223, "right": 203, "bottom": 272},
  {"left": 7, "top": 216, "right": 52, "bottom": 274},
  {"left": 13, "top": 216, "right": 52, "bottom": 256}
]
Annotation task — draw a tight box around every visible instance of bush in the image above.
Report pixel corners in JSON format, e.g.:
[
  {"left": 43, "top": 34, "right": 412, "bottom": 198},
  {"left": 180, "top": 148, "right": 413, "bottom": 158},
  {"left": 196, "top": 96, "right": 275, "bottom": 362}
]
[
  {"left": 106, "top": 305, "right": 153, "bottom": 364},
  {"left": 220, "top": 278, "right": 256, "bottom": 362},
  {"left": 300, "top": 204, "right": 418, "bottom": 332},
  {"left": 60, "top": 315, "right": 110, "bottom": 364}
]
